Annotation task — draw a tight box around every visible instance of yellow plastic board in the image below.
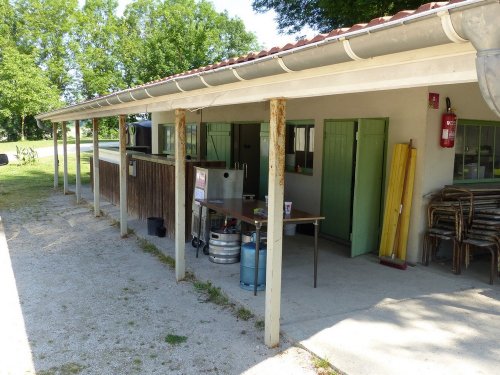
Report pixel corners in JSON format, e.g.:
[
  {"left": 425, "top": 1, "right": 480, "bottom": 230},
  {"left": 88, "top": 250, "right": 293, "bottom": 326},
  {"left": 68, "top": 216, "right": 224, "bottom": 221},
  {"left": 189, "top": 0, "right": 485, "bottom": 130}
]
[
  {"left": 395, "top": 148, "right": 417, "bottom": 260},
  {"left": 379, "top": 142, "right": 416, "bottom": 259}
]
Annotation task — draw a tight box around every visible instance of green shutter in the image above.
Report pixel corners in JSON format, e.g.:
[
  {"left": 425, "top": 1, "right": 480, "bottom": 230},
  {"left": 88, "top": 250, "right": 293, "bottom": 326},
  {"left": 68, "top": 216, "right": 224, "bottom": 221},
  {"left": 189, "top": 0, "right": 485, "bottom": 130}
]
[
  {"left": 206, "top": 123, "right": 231, "bottom": 168},
  {"left": 321, "top": 120, "right": 356, "bottom": 241},
  {"left": 351, "top": 119, "right": 386, "bottom": 257}
]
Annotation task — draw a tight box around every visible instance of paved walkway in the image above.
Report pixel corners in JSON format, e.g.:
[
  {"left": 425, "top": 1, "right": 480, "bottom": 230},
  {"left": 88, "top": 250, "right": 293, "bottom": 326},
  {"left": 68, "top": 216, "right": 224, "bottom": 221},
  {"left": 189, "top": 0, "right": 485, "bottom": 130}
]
[
  {"left": 0, "top": 192, "right": 317, "bottom": 375},
  {"left": 3, "top": 184, "right": 500, "bottom": 374}
]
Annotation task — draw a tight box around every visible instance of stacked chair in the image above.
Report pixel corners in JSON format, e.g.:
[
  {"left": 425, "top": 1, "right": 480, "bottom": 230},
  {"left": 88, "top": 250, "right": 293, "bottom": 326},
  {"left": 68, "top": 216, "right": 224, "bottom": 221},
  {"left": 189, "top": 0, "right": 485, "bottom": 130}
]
[{"left": 423, "top": 186, "right": 500, "bottom": 284}]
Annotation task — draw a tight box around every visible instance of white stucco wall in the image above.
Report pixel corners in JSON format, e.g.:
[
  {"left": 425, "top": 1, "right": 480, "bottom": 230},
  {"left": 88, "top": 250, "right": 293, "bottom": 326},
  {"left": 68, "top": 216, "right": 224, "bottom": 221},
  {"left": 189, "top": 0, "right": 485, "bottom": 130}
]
[
  {"left": 415, "top": 82, "right": 500, "bottom": 261},
  {"left": 151, "top": 82, "right": 499, "bottom": 262}
]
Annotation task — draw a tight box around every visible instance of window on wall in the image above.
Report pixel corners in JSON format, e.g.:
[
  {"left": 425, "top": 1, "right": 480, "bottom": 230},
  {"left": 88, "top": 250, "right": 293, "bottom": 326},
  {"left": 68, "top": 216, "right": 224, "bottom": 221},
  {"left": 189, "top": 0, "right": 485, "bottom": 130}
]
[
  {"left": 161, "top": 123, "right": 198, "bottom": 157},
  {"left": 285, "top": 120, "right": 314, "bottom": 174},
  {"left": 454, "top": 119, "right": 500, "bottom": 182},
  {"left": 162, "top": 124, "right": 175, "bottom": 154},
  {"left": 186, "top": 124, "right": 197, "bottom": 156}
]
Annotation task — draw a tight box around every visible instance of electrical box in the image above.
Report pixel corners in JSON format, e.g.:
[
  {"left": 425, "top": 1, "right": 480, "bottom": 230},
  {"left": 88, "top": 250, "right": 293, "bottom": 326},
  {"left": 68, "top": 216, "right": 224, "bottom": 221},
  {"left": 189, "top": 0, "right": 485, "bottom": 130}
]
[{"left": 129, "top": 160, "right": 137, "bottom": 177}]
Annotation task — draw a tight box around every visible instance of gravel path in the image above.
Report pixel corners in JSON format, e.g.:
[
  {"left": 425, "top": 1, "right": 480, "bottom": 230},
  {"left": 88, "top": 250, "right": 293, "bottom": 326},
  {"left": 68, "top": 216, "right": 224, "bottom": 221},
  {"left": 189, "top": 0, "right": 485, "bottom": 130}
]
[{"left": 1, "top": 192, "right": 318, "bottom": 375}]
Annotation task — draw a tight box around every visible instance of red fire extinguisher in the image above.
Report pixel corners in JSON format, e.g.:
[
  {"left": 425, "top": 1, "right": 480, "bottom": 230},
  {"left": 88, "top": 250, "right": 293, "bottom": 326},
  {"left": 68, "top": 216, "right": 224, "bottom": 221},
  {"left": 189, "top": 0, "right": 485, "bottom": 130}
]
[{"left": 440, "top": 97, "right": 457, "bottom": 148}]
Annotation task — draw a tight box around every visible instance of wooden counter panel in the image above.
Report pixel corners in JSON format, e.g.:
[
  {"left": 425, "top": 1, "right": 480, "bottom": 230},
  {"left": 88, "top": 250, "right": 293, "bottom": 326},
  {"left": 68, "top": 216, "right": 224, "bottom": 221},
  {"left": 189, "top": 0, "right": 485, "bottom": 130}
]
[{"left": 91, "top": 156, "right": 224, "bottom": 240}]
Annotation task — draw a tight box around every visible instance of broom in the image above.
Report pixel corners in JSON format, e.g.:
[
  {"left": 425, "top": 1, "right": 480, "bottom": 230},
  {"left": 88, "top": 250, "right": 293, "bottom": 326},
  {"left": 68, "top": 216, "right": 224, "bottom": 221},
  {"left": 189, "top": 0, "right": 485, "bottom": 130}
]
[{"left": 380, "top": 140, "right": 413, "bottom": 270}]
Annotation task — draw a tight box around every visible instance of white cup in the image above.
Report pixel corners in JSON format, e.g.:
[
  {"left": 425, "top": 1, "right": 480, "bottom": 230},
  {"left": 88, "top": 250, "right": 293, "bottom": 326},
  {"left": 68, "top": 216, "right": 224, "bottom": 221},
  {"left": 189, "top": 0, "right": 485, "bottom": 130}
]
[{"left": 284, "top": 201, "right": 292, "bottom": 215}]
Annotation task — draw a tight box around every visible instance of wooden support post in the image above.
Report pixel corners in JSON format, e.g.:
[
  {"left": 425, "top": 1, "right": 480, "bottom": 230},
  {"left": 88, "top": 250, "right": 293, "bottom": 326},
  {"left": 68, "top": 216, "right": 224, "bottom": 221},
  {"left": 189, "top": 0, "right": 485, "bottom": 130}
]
[
  {"left": 92, "top": 118, "right": 100, "bottom": 217},
  {"left": 175, "top": 108, "right": 186, "bottom": 281},
  {"left": 265, "top": 98, "right": 286, "bottom": 348},
  {"left": 62, "top": 121, "right": 69, "bottom": 194},
  {"left": 53, "top": 122, "right": 58, "bottom": 189},
  {"left": 119, "top": 114, "right": 128, "bottom": 237},
  {"left": 75, "top": 120, "right": 81, "bottom": 203}
]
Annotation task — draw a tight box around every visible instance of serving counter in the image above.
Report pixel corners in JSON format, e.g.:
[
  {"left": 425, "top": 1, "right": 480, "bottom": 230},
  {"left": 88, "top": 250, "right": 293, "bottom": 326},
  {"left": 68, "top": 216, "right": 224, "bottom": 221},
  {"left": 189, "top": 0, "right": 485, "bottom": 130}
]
[{"left": 90, "top": 150, "right": 224, "bottom": 240}]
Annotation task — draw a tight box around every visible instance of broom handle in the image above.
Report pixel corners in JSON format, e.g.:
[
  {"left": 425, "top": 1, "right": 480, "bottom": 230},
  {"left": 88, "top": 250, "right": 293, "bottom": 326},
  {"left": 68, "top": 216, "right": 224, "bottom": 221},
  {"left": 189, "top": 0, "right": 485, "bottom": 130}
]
[{"left": 391, "top": 139, "right": 413, "bottom": 258}]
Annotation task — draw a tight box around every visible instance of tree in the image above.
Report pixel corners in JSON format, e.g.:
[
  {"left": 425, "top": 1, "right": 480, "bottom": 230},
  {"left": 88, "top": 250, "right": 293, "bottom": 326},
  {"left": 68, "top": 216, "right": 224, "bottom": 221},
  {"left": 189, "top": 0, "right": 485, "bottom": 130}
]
[
  {"left": 252, "top": 0, "right": 426, "bottom": 34},
  {"left": 15, "top": 0, "right": 79, "bottom": 97},
  {"left": 0, "top": 46, "right": 60, "bottom": 140},
  {"left": 72, "top": 0, "right": 124, "bottom": 99},
  {"left": 118, "top": 0, "right": 259, "bottom": 86},
  {"left": 0, "top": 0, "right": 15, "bottom": 48},
  {"left": 0, "top": 1, "right": 260, "bottom": 140}
]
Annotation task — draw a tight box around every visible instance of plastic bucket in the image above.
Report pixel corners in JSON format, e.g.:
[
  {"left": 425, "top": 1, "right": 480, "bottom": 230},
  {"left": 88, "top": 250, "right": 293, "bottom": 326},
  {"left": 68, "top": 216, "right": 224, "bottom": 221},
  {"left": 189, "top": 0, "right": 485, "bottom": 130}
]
[
  {"left": 147, "top": 217, "right": 164, "bottom": 236},
  {"left": 240, "top": 242, "right": 267, "bottom": 291}
]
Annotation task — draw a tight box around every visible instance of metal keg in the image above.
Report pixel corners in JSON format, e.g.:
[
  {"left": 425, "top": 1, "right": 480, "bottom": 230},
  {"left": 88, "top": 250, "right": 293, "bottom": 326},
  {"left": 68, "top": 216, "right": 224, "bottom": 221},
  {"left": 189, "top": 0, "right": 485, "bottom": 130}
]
[{"left": 208, "top": 229, "right": 241, "bottom": 264}]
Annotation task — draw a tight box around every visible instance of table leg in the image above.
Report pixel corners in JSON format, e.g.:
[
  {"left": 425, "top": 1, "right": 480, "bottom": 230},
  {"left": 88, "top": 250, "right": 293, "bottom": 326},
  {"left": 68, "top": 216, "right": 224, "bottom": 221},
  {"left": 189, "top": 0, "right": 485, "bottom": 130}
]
[
  {"left": 196, "top": 204, "right": 202, "bottom": 258},
  {"left": 314, "top": 220, "right": 319, "bottom": 288},
  {"left": 254, "top": 222, "right": 261, "bottom": 296}
]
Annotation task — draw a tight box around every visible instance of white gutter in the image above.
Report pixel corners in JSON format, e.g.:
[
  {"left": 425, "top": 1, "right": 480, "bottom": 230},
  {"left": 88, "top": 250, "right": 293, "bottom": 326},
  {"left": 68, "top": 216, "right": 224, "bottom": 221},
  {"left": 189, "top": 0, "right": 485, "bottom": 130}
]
[{"left": 36, "top": 0, "right": 498, "bottom": 121}]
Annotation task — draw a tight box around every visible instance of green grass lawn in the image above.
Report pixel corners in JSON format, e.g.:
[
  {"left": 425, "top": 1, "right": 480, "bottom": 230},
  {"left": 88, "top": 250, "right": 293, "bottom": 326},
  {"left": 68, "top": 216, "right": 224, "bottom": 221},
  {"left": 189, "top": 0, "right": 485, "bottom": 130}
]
[
  {"left": 0, "top": 138, "right": 117, "bottom": 153},
  {"left": 0, "top": 153, "right": 92, "bottom": 209}
]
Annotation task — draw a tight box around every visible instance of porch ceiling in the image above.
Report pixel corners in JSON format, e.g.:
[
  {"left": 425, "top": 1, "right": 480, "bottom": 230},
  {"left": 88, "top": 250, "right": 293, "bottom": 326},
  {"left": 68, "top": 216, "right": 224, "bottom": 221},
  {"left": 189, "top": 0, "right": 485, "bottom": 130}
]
[{"left": 36, "top": 0, "right": 498, "bottom": 122}]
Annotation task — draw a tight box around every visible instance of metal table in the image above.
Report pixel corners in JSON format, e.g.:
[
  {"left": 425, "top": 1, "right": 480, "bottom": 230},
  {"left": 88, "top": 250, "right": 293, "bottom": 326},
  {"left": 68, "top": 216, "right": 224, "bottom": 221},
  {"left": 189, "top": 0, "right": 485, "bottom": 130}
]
[{"left": 195, "top": 198, "right": 325, "bottom": 295}]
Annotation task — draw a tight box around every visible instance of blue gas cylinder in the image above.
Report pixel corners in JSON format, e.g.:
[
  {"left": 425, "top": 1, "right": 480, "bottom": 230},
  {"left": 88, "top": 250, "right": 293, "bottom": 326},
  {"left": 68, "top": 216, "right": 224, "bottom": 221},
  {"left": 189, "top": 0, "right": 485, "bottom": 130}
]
[{"left": 240, "top": 242, "right": 267, "bottom": 291}]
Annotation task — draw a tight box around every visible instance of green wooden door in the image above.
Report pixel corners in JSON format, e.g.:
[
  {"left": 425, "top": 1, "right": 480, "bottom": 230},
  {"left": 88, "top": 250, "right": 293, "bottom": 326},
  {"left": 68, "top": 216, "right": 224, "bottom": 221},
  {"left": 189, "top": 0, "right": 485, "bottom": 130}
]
[
  {"left": 259, "top": 123, "right": 269, "bottom": 200},
  {"left": 351, "top": 119, "right": 386, "bottom": 257},
  {"left": 321, "top": 120, "right": 356, "bottom": 241},
  {"left": 206, "top": 123, "right": 231, "bottom": 167}
]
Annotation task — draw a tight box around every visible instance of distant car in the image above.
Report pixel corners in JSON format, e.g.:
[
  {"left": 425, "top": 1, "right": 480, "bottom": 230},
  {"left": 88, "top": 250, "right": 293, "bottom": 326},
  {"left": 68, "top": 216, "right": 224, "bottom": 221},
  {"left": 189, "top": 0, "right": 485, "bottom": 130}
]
[{"left": 0, "top": 154, "right": 9, "bottom": 166}]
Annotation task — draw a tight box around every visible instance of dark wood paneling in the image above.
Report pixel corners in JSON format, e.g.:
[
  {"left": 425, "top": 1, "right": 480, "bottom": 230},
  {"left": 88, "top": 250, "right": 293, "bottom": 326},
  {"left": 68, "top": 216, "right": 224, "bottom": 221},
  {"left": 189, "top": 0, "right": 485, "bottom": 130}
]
[{"left": 91, "top": 156, "right": 224, "bottom": 240}]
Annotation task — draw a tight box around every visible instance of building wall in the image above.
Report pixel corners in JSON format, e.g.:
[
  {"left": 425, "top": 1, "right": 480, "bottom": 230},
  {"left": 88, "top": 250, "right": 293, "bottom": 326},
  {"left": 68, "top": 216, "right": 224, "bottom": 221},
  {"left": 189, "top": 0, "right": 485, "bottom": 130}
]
[
  {"left": 417, "top": 82, "right": 500, "bottom": 261},
  {"left": 151, "top": 82, "right": 499, "bottom": 262}
]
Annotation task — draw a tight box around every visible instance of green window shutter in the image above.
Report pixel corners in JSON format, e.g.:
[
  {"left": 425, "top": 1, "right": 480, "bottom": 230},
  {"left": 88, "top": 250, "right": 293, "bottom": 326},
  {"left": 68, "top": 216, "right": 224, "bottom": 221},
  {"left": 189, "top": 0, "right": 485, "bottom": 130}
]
[{"left": 206, "top": 123, "right": 231, "bottom": 168}]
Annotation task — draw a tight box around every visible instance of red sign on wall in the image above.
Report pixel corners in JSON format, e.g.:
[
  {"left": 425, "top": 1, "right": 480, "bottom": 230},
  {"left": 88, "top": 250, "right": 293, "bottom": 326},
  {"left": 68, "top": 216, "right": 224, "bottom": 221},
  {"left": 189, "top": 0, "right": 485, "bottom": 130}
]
[{"left": 429, "top": 93, "right": 440, "bottom": 109}]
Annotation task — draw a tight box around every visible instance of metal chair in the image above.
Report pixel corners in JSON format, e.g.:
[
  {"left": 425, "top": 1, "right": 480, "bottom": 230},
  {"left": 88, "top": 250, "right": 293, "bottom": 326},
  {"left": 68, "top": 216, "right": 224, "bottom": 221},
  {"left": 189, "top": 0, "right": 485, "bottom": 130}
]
[
  {"left": 423, "top": 193, "right": 465, "bottom": 273},
  {"left": 461, "top": 209, "right": 500, "bottom": 284},
  {"left": 461, "top": 236, "right": 499, "bottom": 285}
]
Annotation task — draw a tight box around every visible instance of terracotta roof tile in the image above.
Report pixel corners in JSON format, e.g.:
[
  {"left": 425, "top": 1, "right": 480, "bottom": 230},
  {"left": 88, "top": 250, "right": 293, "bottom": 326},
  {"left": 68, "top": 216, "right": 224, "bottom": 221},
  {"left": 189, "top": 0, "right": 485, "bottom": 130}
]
[
  {"left": 246, "top": 51, "right": 258, "bottom": 60},
  {"left": 257, "top": 49, "right": 269, "bottom": 58},
  {"left": 295, "top": 38, "right": 310, "bottom": 48},
  {"left": 236, "top": 55, "right": 247, "bottom": 63},
  {"left": 268, "top": 46, "right": 281, "bottom": 54},
  {"left": 326, "top": 28, "right": 348, "bottom": 38},
  {"left": 282, "top": 42, "right": 297, "bottom": 51},
  {"left": 390, "top": 10, "right": 416, "bottom": 21},
  {"left": 346, "top": 23, "right": 368, "bottom": 33},
  {"left": 366, "top": 16, "right": 391, "bottom": 27},
  {"left": 310, "top": 33, "right": 328, "bottom": 43}
]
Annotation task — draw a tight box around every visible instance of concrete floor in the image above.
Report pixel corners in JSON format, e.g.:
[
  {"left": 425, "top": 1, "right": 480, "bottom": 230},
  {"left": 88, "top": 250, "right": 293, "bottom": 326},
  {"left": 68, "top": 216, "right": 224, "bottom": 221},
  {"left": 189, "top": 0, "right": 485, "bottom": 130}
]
[{"left": 83, "top": 186, "right": 500, "bottom": 375}]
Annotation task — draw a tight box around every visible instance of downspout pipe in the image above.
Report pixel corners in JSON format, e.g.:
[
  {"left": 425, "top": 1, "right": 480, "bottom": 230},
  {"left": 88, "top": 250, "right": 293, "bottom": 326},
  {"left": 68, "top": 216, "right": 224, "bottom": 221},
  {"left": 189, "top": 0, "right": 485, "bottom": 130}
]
[{"left": 452, "top": 0, "right": 500, "bottom": 117}]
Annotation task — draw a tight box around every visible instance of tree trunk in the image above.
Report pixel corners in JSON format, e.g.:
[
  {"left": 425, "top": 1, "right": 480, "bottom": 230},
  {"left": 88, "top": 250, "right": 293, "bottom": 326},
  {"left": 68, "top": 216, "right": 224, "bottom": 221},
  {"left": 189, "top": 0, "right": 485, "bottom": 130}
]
[{"left": 21, "top": 115, "right": 25, "bottom": 141}]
